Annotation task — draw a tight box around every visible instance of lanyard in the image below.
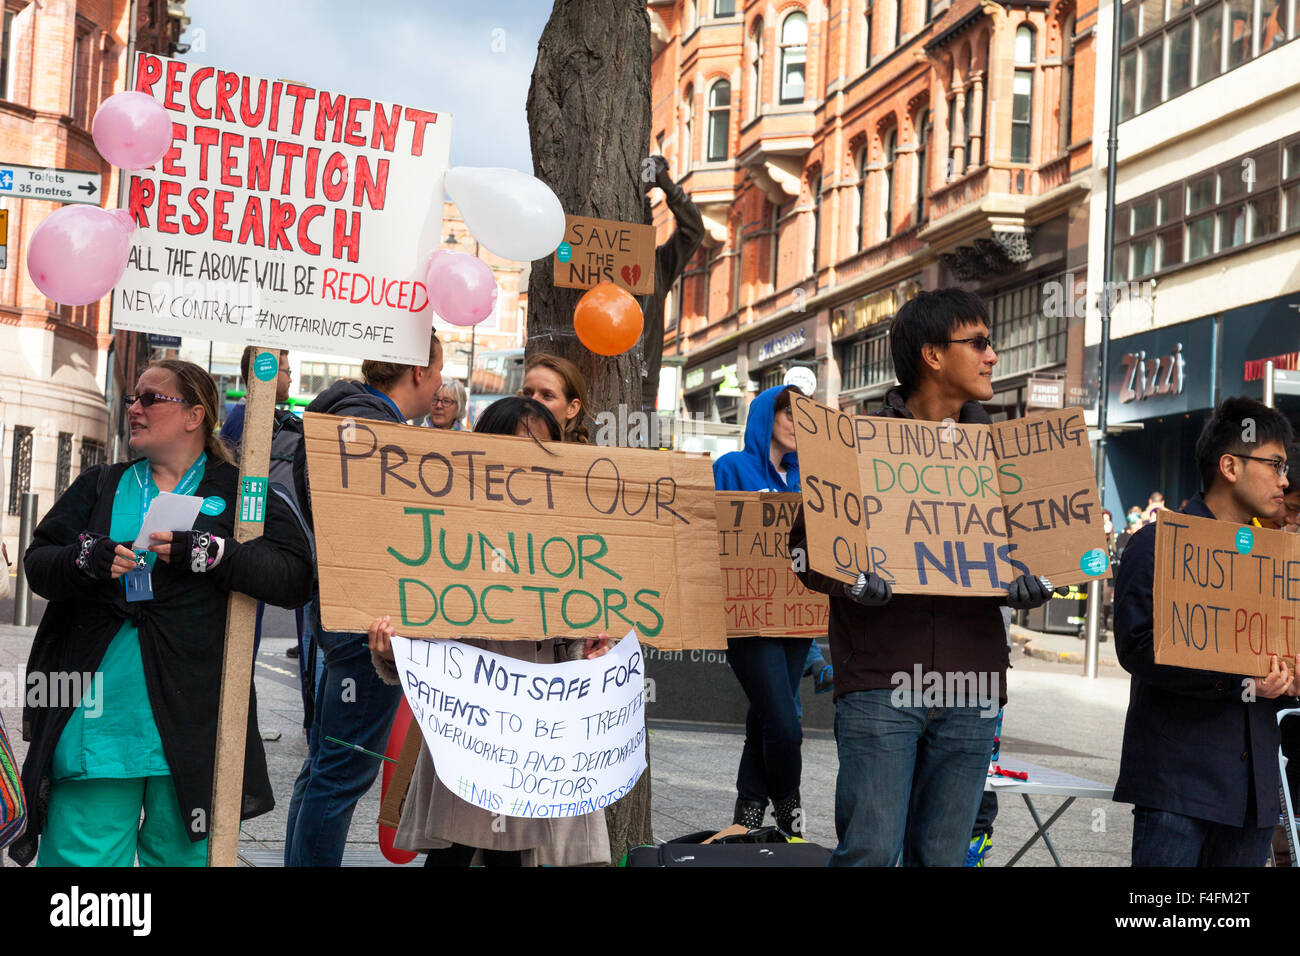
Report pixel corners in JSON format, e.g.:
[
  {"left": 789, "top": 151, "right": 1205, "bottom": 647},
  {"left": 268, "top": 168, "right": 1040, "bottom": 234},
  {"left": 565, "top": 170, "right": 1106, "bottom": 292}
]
[{"left": 362, "top": 384, "right": 404, "bottom": 421}]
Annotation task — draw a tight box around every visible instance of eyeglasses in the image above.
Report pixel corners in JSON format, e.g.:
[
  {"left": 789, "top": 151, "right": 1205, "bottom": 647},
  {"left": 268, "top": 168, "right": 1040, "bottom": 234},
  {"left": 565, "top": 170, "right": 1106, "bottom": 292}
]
[
  {"left": 124, "top": 392, "right": 189, "bottom": 410},
  {"left": 1235, "top": 454, "right": 1290, "bottom": 478},
  {"left": 278, "top": 366, "right": 291, "bottom": 376},
  {"left": 431, "top": 397, "right": 458, "bottom": 408},
  {"left": 947, "top": 335, "right": 997, "bottom": 353}
]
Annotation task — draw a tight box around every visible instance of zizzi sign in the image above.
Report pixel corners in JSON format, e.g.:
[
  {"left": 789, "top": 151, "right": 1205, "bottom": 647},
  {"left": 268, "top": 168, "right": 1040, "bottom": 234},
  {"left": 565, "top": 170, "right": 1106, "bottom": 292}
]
[
  {"left": 758, "top": 326, "right": 807, "bottom": 363},
  {"left": 1118, "top": 343, "right": 1185, "bottom": 403}
]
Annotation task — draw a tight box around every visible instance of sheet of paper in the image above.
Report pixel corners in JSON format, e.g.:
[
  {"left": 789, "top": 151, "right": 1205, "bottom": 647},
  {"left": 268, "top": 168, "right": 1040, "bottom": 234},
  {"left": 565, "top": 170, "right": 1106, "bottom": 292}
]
[{"left": 132, "top": 492, "right": 204, "bottom": 549}]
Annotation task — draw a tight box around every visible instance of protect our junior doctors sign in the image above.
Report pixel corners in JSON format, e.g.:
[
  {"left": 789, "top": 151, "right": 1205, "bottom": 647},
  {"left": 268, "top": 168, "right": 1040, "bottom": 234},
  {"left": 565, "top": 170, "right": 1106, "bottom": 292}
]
[
  {"left": 391, "top": 631, "right": 647, "bottom": 818},
  {"left": 113, "top": 52, "right": 451, "bottom": 365}
]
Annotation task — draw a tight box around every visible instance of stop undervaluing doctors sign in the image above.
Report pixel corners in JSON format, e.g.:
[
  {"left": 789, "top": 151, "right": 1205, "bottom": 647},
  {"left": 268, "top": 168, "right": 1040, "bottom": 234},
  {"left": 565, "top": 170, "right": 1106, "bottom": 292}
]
[{"left": 113, "top": 52, "right": 451, "bottom": 365}]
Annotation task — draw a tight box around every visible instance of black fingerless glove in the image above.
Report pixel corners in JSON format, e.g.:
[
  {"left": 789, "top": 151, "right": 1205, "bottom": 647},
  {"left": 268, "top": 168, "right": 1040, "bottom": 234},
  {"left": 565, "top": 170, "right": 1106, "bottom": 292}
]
[
  {"left": 74, "top": 532, "right": 119, "bottom": 580},
  {"left": 1005, "top": 573, "right": 1053, "bottom": 610},
  {"left": 844, "top": 571, "right": 893, "bottom": 607},
  {"left": 170, "top": 530, "right": 227, "bottom": 573}
]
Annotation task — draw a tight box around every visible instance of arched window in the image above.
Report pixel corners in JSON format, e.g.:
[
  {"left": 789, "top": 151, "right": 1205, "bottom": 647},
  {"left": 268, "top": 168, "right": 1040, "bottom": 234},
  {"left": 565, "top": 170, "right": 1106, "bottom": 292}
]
[
  {"left": 856, "top": 147, "right": 868, "bottom": 252},
  {"left": 707, "top": 79, "right": 731, "bottom": 161},
  {"left": 748, "top": 20, "right": 764, "bottom": 120},
  {"left": 914, "top": 110, "right": 930, "bottom": 223},
  {"left": 864, "top": 2, "right": 874, "bottom": 68},
  {"left": 882, "top": 129, "right": 897, "bottom": 239},
  {"left": 779, "top": 11, "right": 808, "bottom": 104},
  {"left": 1060, "top": 14, "right": 1076, "bottom": 148},
  {"left": 811, "top": 173, "right": 823, "bottom": 273},
  {"left": 894, "top": 0, "right": 904, "bottom": 47},
  {"left": 682, "top": 85, "right": 694, "bottom": 170},
  {"left": 1012, "top": 25, "right": 1035, "bottom": 163}
]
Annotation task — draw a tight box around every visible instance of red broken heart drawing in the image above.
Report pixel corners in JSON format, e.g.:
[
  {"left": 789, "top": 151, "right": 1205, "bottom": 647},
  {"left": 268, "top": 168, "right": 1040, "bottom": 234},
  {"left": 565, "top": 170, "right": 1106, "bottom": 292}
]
[{"left": 620, "top": 264, "right": 642, "bottom": 287}]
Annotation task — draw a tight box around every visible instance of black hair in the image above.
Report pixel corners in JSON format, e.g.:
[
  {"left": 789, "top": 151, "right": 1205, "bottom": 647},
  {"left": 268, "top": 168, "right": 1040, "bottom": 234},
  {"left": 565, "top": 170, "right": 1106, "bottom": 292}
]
[
  {"left": 773, "top": 385, "right": 800, "bottom": 412},
  {"left": 474, "top": 396, "right": 562, "bottom": 443},
  {"left": 1193, "top": 396, "right": 1294, "bottom": 491},
  {"left": 889, "top": 288, "right": 990, "bottom": 395}
]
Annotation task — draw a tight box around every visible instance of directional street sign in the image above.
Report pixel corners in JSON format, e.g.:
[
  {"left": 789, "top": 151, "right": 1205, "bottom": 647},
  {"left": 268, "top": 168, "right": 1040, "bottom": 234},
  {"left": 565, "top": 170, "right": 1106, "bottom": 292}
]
[{"left": 0, "top": 162, "right": 102, "bottom": 204}]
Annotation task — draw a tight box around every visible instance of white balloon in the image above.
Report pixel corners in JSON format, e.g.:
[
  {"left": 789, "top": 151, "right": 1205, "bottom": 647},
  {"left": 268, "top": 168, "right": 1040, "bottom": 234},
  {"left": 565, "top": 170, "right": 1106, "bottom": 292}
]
[{"left": 444, "top": 166, "right": 566, "bottom": 263}]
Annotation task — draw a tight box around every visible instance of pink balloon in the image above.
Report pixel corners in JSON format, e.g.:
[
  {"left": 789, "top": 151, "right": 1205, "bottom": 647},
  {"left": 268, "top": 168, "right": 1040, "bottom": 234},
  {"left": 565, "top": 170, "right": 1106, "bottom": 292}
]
[
  {"left": 424, "top": 250, "right": 498, "bottom": 327},
  {"left": 27, "top": 206, "right": 136, "bottom": 306},
  {"left": 92, "top": 91, "right": 173, "bottom": 169}
]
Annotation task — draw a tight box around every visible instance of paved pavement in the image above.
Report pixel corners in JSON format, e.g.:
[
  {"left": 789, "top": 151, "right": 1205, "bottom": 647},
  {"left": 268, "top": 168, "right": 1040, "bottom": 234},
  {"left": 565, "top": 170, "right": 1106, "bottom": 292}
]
[{"left": 1, "top": 595, "right": 1136, "bottom": 867}]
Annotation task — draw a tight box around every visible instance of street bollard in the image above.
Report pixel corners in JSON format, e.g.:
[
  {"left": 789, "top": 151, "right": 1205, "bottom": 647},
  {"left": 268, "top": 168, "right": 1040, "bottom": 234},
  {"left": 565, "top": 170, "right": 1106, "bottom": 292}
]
[{"left": 13, "top": 492, "right": 36, "bottom": 626}]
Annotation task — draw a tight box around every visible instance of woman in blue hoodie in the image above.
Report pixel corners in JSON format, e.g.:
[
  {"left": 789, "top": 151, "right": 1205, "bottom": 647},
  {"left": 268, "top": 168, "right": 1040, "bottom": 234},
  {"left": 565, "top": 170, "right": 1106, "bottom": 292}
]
[{"left": 712, "top": 384, "right": 810, "bottom": 835}]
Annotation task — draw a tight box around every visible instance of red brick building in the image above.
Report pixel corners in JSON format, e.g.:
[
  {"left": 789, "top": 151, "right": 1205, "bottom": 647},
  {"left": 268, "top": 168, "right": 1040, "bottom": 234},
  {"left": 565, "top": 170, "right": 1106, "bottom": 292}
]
[
  {"left": 0, "top": 0, "right": 186, "bottom": 546},
  {"left": 649, "top": 0, "right": 1096, "bottom": 436}
]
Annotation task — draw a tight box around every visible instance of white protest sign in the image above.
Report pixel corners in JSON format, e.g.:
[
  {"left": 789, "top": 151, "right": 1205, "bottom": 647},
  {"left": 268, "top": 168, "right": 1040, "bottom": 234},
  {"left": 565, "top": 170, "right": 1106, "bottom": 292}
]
[
  {"left": 114, "top": 52, "right": 452, "bottom": 364},
  {"left": 391, "top": 630, "right": 647, "bottom": 819}
]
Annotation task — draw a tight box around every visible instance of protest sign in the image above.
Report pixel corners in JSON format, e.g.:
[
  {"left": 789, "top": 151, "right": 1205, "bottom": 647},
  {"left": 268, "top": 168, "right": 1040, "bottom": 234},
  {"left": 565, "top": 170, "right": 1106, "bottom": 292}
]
[
  {"left": 1153, "top": 511, "right": 1300, "bottom": 676},
  {"left": 114, "top": 52, "right": 451, "bottom": 365},
  {"left": 553, "top": 215, "right": 654, "bottom": 295},
  {"left": 390, "top": 630, "right": 647, "bottom": 819},
  {"left": 717, "top": 492, "right": 829, "bottom": 637},
  {"left": 791, "top": 394, "right": 1108, "bottom": 596},
  {"left": 303, "top": 413, "right": 727, "bottom": 649}
]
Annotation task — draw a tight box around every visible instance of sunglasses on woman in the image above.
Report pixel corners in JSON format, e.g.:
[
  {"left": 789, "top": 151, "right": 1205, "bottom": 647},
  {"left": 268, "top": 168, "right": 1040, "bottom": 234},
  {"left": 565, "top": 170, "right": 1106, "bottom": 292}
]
[{"left": 123, "top": 392, "right": 190, "bottom": 409}]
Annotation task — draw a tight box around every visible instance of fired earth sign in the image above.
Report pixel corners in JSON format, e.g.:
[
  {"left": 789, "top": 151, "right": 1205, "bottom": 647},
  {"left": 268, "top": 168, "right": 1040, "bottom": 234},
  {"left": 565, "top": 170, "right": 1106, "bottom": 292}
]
[{"left": 113, "top": 53, "right": 451, "bottom": 365}]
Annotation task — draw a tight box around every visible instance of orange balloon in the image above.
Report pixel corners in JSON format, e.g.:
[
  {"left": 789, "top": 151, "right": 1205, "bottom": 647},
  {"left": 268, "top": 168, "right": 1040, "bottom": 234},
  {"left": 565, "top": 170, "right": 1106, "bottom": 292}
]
[{"left": 573, "top": 281, "right": 644, "bottom": 356}]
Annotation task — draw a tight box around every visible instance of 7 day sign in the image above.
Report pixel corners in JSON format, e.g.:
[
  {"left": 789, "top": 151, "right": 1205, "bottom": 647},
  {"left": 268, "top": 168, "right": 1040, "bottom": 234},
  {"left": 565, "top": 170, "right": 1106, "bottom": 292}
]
[{"left": 114, "top": 53, "right": 451, "bottom": 365}]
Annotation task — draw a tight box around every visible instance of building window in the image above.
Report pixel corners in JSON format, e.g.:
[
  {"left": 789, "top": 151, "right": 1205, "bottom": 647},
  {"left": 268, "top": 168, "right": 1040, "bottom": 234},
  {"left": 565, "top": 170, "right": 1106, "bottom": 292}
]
[
  {"left": 1061, "top": 14, "right": 1076, "bottom": 148},
  {"left": 780, "top": 11, "right": 808, "bottom": 104},
  {"left": 8, "top": 425, "right": 32, "bottom": 515},
  {"left": 839, "top": 328, "right": 895, "bottom": 391},
  {"left": 749, "top": 19, "right": 764, "bottom": 120},
  {"left": 714, "top": 0, "right": 736, "bottom": 16},
  {"left": 855, "top": 147, "right": 868, "bottom": 251},
  {"left": 882, "top": 129, "right": 897, "bottom": 239},
  {"left": 894, "top": 0, "right": 904, "bottom": 47},
  {"left": 770, "top": 201, "right": 782, "bottom": 288},
  {"left": 80, "top": 438, "right": 106, "bottom": 474},
  {"left": 811, "top": 173, "right": 823, "bottom": 273},
  {"left": 760, "top": 364, "right": 787, "bottom": 391},
  {"left": 707, "top": 80, "right": 731, "bottom": 161},
  {"left": 1012, "top": 26, "right": 1035, "bottom": 163},
  {"left": 946, "top": 91, "right": 957, "bottom": 179},
  {"left": 55, "top": 432, "right": 72, "bottom": 498},
  {"left": 864, "top": 2, "right": 874, "bottom": 68},
  {"left": 915, "top": 109, "right": 930, "bottom": 223},
  {"left": 300, "top": 361, "right": 362, "bottom": 396},
  {"left": 682, "top": 85, "right": 694, "bottom": 170},
  {"left": 963, "top": 89, "right": 975, "bottom": 170},
  {"left": 0, "top": 10, "right": 14, "bottom": 102},
  {"left": 987, "top": 275, "right": 1068, "bottom": 377},
  {"left": 1112, "top": 134, "right": 1297, "bottom": 279},
  {"left": 1120, "top": 0, "right": 1295, "bottom": 120}
]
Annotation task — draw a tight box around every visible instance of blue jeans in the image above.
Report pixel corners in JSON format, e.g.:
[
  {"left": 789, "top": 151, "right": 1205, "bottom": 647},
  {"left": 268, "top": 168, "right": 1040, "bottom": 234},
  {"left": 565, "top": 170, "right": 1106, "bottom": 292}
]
[
  {"left": 831, "top": 689, "right": 996, "bottom": 866},
  {"left": 725, "top": 637, "right": 811, "bottom": 803},
  {"left": 1131, "top": 807, "right": 1273, "bottom": 866},
  {"left": 283, "top": 622, "right": 402, "bottom": 866}
]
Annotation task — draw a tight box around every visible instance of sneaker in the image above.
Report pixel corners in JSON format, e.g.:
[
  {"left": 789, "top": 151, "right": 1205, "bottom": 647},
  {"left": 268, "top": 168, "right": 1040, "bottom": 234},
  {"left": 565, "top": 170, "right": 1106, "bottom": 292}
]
[
  {"left": 966, "top": 833, "right": 992, "bottom": 867},
  {"left": 814, "top": 664, "right": 834, "bottom": 695}
]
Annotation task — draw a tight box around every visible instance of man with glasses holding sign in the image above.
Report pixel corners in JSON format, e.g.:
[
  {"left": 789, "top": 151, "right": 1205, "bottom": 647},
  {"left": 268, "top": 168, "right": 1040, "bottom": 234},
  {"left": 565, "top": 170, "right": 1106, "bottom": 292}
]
[{"left": 1113, "top": 397, "right": 1299, "bottom": 866}]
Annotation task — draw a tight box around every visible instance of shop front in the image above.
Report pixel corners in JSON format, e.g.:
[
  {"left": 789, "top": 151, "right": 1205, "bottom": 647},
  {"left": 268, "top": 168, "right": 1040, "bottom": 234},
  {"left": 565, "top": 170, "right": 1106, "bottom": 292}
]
[
  {"left": 1217, "top": 293, "right": 1300, "bottom": 423},
  {"left": 747, "top": 318, "right": 818, "bottom": 399},
  {"left": 681, "top": 349, "right": 744, "bottom": 456},
  {"left": 832, "top": 278, "right": 921, "bottom": 413}
]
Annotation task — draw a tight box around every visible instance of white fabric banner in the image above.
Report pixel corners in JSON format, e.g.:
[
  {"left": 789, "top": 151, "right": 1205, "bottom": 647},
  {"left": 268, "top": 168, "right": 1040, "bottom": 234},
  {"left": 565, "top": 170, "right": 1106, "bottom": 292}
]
[{"left": 391, "top": 630, "right": 647, "bottom": 818}]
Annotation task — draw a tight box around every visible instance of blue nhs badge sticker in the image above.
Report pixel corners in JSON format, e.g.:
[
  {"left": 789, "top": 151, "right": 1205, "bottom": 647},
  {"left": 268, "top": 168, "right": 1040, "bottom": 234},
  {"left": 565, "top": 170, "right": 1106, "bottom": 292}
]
[
  {"left": 1235, "top": 526, "right": 1254, "bottom": 555},
  {"left": 556, "top": 241, "right": 573, "bottom": 263},
  {"left": 1080, "top": 548, "right": 1109, "bottom": 576}
]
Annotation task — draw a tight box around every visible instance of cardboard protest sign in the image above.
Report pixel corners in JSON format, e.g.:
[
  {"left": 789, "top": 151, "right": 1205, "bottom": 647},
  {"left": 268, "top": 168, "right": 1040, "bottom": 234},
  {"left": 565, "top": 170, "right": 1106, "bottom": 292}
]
[
  {"left": 114, "top": 52, "right": 451, "bottom": 365},
  {"left": 791, "top": 394, "right": 1108, "bottom": 596},
  {"left": 553, "top": 215, "right": 655, "bottom": 295},
  {"left": 390, "top": 631, "right": 647, "bottom": 818},
  {"left": 303, "top": 413, "right": 726, "bottom": 649},
  {"left": 717, "top": 492, "right": 830, "bottom": 637},
  {"left": 1153, "top": 511, "right": 1300, "bottom": 676}
]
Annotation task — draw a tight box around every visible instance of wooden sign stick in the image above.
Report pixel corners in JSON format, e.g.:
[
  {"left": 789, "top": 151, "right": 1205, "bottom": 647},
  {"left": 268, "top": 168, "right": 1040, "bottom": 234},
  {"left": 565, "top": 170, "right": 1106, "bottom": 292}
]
[{"left": 207, "top": 348, "right": 278, "bottom": 866}]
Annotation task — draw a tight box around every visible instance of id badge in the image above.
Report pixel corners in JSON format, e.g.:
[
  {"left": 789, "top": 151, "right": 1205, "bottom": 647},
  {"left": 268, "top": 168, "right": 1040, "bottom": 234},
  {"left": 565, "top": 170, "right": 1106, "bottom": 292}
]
[{"left": 124, "top": 558, "right": 154, "bottom": 603}]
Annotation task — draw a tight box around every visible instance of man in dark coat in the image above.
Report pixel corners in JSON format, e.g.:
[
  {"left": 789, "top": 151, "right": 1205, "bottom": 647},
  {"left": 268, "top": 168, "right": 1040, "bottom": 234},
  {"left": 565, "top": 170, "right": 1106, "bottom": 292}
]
[{"left": 1114, "top": 396, "right": 1298, "bottom": 865}]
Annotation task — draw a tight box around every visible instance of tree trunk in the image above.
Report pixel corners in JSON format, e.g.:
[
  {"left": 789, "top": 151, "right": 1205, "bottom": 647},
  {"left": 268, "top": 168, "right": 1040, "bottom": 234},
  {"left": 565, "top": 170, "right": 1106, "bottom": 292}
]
[{"left": 526, "top": 0, "right": 654, "bottom": 863}]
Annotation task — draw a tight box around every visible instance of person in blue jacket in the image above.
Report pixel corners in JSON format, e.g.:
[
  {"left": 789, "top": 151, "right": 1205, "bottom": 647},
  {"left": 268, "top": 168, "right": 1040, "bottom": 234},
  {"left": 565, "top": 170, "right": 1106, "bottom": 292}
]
[{"left": 713, "top": 384, "right": 810, "bottom": 835}]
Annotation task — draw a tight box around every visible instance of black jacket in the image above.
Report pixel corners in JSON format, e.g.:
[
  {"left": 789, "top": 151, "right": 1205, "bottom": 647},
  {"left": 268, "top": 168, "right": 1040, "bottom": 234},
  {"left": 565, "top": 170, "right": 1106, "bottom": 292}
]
[
  {"left": 10, "top": 458, "right": 313, "bottom": 865},
  {"left": 1113, "top": 493, "right": 1296, "bottom": 826},
  {"left": 790, "top": 388, "right": 1009, "bottom": 703}
]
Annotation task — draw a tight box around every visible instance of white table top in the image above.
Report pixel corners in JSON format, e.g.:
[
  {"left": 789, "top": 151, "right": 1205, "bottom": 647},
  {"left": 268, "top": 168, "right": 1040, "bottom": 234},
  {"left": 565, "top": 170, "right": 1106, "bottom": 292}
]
[{"left": 983, "top": 756, "right": 1115, "bottom": 799}]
